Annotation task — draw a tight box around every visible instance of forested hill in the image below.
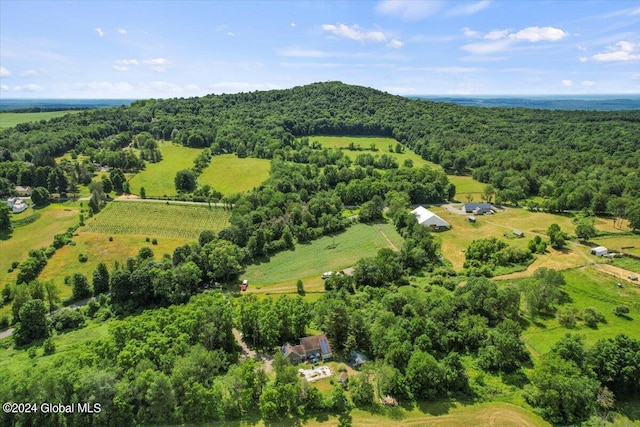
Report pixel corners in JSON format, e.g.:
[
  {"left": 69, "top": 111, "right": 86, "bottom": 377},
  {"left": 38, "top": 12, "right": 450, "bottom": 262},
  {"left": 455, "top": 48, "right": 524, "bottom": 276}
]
[{"left": 1, "top": 81, "right": 639, "bottom": 212}]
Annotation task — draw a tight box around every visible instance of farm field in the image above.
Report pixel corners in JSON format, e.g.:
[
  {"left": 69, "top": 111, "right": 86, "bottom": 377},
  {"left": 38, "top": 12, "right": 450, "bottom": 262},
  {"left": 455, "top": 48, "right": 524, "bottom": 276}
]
[
  {"left": 127, "top": 143, "right": 203, "bottom": 197},
  {"left": 591, "top": 235, "right": 640, "bottom": 257},
  {"left": 448, "top": 175, "right": 485, "bottom": 202},
  {"left": 310, "top": 136, "right": 440, "bottom": 170},
  {"left": 0, "top": 202, "right": 81, "bottom": 284},
  {"left": 83, "top": 201, "right": 230, "bottom": 239},
  {"left": 37, "top": 232, "right": 190, "bottom": 300},
  {"left": 0, "top": 111, "right": 79, "bottom": 128},
  {"left": 244, "top": 222, "right": 403, "bottom": 293},
  {"left": 199, "top": 154, "right": 271, "bottom": 195},
  {"left": 519, "top": 266, "right": 640, "bottom": 357}
]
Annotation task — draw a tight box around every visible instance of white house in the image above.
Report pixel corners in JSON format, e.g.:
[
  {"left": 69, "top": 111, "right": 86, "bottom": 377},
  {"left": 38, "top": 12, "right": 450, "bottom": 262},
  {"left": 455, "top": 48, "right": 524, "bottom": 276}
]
[
  {"left": 590, "top": 246, "right": 608, "bottom": 257},
  {"left": 5, "top": 197, "right": 28, "bottom": 213},
  {"left": 411, "top": 206, "right": 450, "bottom": 230}
]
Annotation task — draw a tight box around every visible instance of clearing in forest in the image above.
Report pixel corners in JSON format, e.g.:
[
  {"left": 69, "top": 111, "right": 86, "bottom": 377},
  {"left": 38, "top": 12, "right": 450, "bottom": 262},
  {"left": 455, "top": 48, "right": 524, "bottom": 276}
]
[
  {"left": 199, "top": 154, "right": 271, "bottom": 195},
  {"left": 127, "top": 143, "right": 202, "bottom": 197},
  {"left": 244, "top": 222, "right": 403, "bottom": 291},
  {"left": 0, "top": 111, "right": 79, "bottom": 129},
  {"left": 310, "top": 136, "right": 440, "bottom": 170},
  {"left": 448, "top": 175, "right": 486, "bottom": 202},
  {"left": 518, "top": 266, "right": 640, "bottom": 356},
  {"left": 83, "top": 201, "right": 229, "bottom": 239}
]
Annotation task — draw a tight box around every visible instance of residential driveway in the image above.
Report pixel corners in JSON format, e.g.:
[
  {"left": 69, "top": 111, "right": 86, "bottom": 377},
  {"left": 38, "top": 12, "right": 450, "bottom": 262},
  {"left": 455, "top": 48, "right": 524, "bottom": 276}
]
[{"left": 232, "top": 328, "right": 273, "bottom": 372}]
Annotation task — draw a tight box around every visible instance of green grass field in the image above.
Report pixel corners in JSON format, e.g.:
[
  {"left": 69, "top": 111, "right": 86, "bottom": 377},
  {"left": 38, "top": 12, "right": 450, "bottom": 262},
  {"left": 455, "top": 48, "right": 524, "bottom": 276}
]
[
  {"left": 245, "top": 222, "right": 403, "bottom": 293},
  {"left": 0, "top": 111, "right": 79, "bottom": 129},
  {"left": 519, "top": 266, "right": 640, "bottom": 357},
  {"left": 199, "top": 154, "right": 271, "bottom": 195},
  {"left": 0, "top": 202, "right": 81, "bottom": 284},
  {"left": 310, "top": 136, "right": 441, "bottom": 170},
  {"left": 83, "top": 201, "right": 230, "bottom": 239},
  {"left": 127, "top": 143, "right": 203, "bottom": 197},
  {"left": 448, "top": 175, "right": 486, "bottom": 202}
]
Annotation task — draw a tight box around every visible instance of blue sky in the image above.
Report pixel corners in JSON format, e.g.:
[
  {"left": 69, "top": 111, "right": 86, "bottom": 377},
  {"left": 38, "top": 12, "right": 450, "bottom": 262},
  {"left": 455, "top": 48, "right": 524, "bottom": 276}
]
[{"left": 1, "top": 0, "right": 639, "bottom": 98}]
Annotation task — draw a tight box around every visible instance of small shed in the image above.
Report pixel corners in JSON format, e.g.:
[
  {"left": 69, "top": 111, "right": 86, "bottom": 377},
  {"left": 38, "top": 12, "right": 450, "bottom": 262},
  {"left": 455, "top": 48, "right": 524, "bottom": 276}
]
[
  {"left": 590, "top": 246, "right": 608, "bottom": 257},
  {"left": 513, "top": 229, "right": 524, "bottom": 238},
  {"left": 467, "top": 216, "right": 476, "bottom": 223}
]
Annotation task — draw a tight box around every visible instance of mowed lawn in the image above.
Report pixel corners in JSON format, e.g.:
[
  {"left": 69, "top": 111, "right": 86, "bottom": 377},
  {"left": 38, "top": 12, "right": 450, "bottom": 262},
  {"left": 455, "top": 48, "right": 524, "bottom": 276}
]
[
  {"left": 244, "top": 222, "right": 403, "bottom": 293},
  {"left": 0, "top": 111, "right": 79, "bottom": 129},
  {"left": 0, "top": 202, "right": 81, "bottom": 284},
  {"left": 38, "top": 232, "right": 190, "bottom": 300},
  {"left": 83, "top": 201, "right": 230, "bottom": 239},
  {"left": 128, "top": 143, "right": 203, "bottom": 197},
  {"left": 519, "top": 266, "right": 640, "bottom": 357},
  {"left": 310, "top": 136, "right": 441, "bottom": 170},
  {"left": 199, "top": 154, "right": 271, "bottom": 195}
]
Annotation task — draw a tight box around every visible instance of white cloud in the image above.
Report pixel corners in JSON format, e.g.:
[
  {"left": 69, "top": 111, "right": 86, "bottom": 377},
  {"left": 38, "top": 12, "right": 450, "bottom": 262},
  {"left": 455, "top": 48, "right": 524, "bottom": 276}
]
[
  {"left": 13, "top": 84, "right": 43, "bottom": 92},
  {"left": 291, "top": 22, "right": 296, "bottom": 27},
  {"left": 582, "top": 80, "right": 596, "bottom": 86},
  {"left": 561, "top": 79, "right": 573, "bottom": 86},
  {"left": 20, "top": 69, "right": 40, "bottom": 77},
  {"left": 461, "top": 38, "right": 512, "bottom": 55},
  {"left": 579, "top": 56, "right": 588, "bottom": 63},
  {"left": 387, "top": 39, "right": 404, "bottom": 49},
  {"left": 592, "top": 41, "right": 639, "bottom": 62},
  {"left": 113, "top": 65, "right": 129, "bottom": 72},
  {"left": 144, "top": 58, "right": 172, "bottom": 72},
  {"left": 461, "top": 27, "right": 481, "bottom": 38},
  {"left": 322, "top": 24, "right": 387, "bottom": 43},
  {"left": 94, "top": 27, "right": 105, "bottom": 37},
  {"left": 448, "top": 0, "right": 491, "bottom": 16},
  {"left": 376, "top": 0, "right": 445, "bottom": 20},
  {"left": 509, "top": 27, "right": 567, "bottom": 42},
  {"left": 484, "top": 29, "right": 509, "bottom": 40},
  {"left": 227, "top": 32, "right": 235, "bottom": 37},
  {"left": 0, "top": 85, "right": 9, "bottom": 91},
  {"left": 461, "top": 26, "right": 567, "bottom": 56},
  {"left": 184, "top": 84, "right": 201, "bottom": 92},
  {"left": 0, "top": 66, "right": 11, "bottom": 77},
  {"left": 71, "top": 81, "right": 134, "bottom": 94},
  {"left": 117, "top": 28, "right": 127, "bottom": 35},
  {"left": 115, "top": 59, "right": 140, "bottom": 66}
]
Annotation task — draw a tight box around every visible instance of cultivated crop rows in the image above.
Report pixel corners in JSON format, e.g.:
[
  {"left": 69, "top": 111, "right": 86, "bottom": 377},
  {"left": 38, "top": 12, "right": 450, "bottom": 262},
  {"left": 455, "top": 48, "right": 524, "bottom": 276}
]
[{"left": 84, "top": 202, "right": 230, "bottom": 239}]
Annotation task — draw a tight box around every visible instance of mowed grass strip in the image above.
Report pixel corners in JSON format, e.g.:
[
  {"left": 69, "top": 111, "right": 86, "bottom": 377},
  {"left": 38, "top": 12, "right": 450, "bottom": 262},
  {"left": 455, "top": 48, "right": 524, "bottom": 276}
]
[
  {"left": 0, "top": 111, "right": 79, "bottom": 129},
  {"left": 199, "top": 154, "right": 271, "bottom": 195},
  {"left": 0, "top": 202, "right": 81, "bottom": 283},
  {"left": 310, "top": 136, "right": 441, "bottom": 170},
  {"left": 128, "top": 143, "right": 203, "bottom": 197},
  {"left": 83, "top": 201, "right": 229, "bottom": 239},
  {"left": 520, "top": 266, "right": 640, "bottom": 356},
  {"left": 244, "top": 222, "right": 403, "bottom": 287},
  {"left": 448, "top": 175, "right": 486, "bottom": 202}
]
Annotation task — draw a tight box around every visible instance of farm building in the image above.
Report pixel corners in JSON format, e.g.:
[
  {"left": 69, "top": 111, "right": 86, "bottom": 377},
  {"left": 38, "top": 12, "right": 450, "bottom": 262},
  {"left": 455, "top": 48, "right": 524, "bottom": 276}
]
[
  {"left": 14, "top": 186, "right": 32, "bottom": 196},
  {"left": 4, "top": 197, "right": 28, "bottom": 213},
  {"left": 513, "top": 229, "right": 524, "bottom": 238},
  {"left": 467, "top": 216, "right": 476, "bottom": 223},
  {"left": 411, "top": 206, "right": 450, "bottom": 230},
  {"left": 461, "top": 203, "right": 493, "bottom": 214},
  {"left": 590, "top": 246, "right": 608, "bottom": 257},
  {"left": 282, "top": 333, "right": 333, "bottom": 364}
]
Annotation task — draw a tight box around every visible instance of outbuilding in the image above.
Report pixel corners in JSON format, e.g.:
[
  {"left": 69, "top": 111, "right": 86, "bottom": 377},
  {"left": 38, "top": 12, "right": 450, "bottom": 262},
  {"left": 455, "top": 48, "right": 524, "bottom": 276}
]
[
  {"left": 590, "top": 246, "right": 608, "bottom": 257},
  {"left": 461, "top": 203, "right": 493, "bottom": 214},
  {"left": 411, "top": 206, "right": 450, "bottom": 230}
]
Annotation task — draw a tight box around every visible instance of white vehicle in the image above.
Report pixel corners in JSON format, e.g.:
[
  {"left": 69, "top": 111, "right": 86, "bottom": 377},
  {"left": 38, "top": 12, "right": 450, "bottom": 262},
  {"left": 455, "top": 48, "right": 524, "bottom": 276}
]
[{"left": 321, "top": 271, "right": 333, "bottom": 279}]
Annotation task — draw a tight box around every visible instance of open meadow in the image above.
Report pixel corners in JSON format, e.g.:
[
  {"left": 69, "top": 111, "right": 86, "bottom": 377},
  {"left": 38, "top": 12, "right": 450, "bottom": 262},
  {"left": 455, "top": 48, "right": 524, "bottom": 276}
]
[
  {"left": 83, "top": 201, "right": 229, "bottom": 239},
  {"left": 517, "top": 266, "right": 640, "bottom": 357},
  {"left": 310, "top": 136, "right": 440, "bottom": 170},
  {"left": 127, "top": 143, "right": 203, "bottom": 197},
  {"left": 448, "top": 175, "right": 486, "bottom": 202},
  {"left": 0, "top": 111, "right": 79, "bottom": 129},
  {"left": 245, "top": 222, "right": 403, "bottom": 294},
  {"left": 199, "top": 154, "right": 271, "bottom": 195},
  {"left": 1, "top": 202, "right": 81, "bottom": 284}
]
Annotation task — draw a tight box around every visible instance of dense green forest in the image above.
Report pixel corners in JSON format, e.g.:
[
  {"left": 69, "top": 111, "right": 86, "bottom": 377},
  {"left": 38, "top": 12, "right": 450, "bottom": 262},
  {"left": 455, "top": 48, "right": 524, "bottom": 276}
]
[
  {"left": 1, "top": 82, "right": 639, "bottom": 215},
  {"left": 1, "top": 82, "right": 639, "bottom": 426}
]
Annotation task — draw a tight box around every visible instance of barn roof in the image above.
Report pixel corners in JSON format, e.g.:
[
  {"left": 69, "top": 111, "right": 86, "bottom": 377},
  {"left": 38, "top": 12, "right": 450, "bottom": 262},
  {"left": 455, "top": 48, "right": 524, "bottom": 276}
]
[{"left": 410, "top": 206, "right": 450, "bottom": 228}]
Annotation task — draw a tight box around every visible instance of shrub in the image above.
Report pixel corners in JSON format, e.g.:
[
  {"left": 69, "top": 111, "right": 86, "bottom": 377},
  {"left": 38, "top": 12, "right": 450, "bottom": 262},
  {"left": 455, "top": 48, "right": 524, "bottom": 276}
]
[
  {"left": 581, "top": 307, "right": 605, "bottom": 328},
  {"left": 557, "top": 307, "right": 577, "bottom": 328},
  {"left": 0, "top": 315, "right": 9, "bottom": 330},
  {"left": 613, "top": 305, "right": 630, "bottom": 317},
  {"left": 43, "top": 338, "right": 55, "bottom": 355},
  {"left": 52, "top": 310, "right": 86, "bottom": 332},
  {"left": 45, "top": 246, "right": 56, "bottom": 258},
  {"left": 108, "top": 236, "right": 113, "bottom": 242},
  {"left": 151, "top": 238, "right": 158, "bottom": 245},
  {"left": 78, "top": 253, "right": 88, "bottom": 263}
]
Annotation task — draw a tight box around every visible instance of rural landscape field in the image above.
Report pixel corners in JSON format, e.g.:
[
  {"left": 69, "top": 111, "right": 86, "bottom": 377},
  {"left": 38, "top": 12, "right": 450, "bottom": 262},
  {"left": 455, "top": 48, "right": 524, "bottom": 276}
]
[{"left": 5, "top": 1, "right": 640, "bottom": 425}]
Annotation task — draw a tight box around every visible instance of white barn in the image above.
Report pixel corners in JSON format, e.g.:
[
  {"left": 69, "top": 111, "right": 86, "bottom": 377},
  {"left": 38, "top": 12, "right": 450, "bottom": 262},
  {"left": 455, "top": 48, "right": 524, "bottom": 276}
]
[
  {"left": 411, "top": 206, "right": 450, "bottom": 230},
  {"left": 590, "top": 246, "right": 608, "bottom": 257}
]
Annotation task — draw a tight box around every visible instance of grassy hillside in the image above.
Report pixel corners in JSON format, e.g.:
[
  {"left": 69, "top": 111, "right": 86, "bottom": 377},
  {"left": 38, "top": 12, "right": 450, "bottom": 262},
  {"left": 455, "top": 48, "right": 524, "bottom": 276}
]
[
  {"left": 0, "top": 111, "right": 79, "bottom": 128},
  {"left": 199, "top": 154, "right": 271, "bottom": 195},
  {"left": 127, "top": 143, "right": 203, "bottom": 197},
  {"left": 245, "top": 222, "right": 403, "bottom": 293},
  {"left": 310, "top": 136, "right": 440, "bottom": 170}
]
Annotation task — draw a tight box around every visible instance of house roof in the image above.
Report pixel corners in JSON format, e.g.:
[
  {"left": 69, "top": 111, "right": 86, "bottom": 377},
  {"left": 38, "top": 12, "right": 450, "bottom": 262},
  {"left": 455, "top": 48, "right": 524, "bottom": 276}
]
[
  {"left": 284, "top": 334, "right": 333, "bottom": 358},
  {"left": 462, "top": 203, "right": 492, "bottom": 210},
  {"left": 282, "top": 343, "right": 306, "bottom": 357},
  {"left": 411, "top": 206, "right": 450, "bottom": 228},
  {"left": 591, "top": 246, "right": 608, "bottom": 253}
]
